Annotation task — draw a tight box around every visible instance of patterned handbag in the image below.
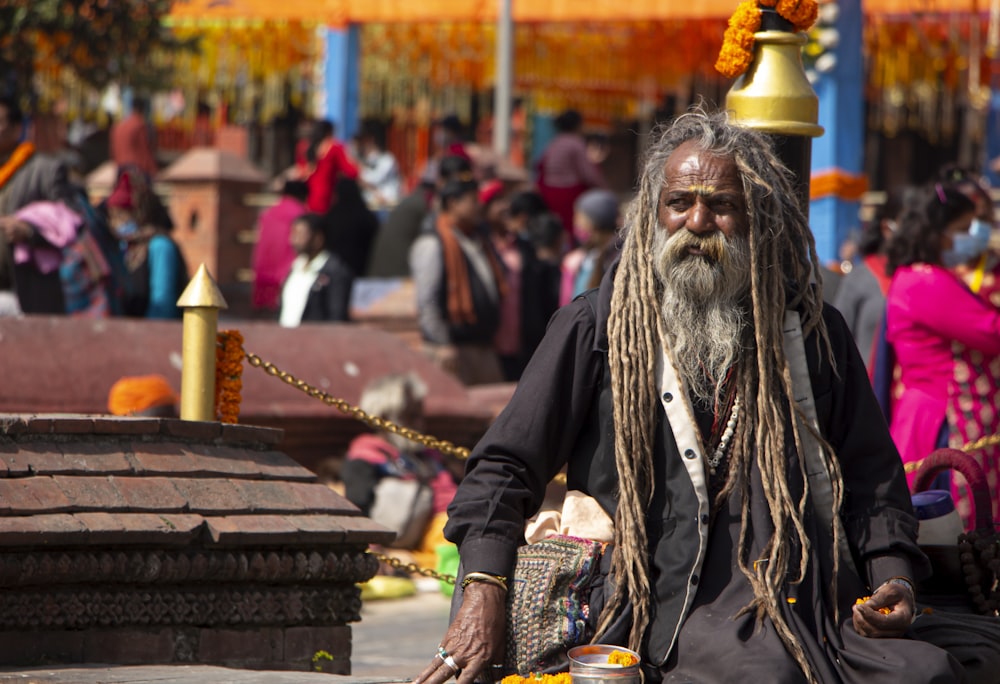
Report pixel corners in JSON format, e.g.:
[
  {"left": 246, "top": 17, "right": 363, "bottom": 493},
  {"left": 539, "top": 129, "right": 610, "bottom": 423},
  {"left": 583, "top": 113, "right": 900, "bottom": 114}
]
[{"left": 504, "top": 535, "right": 606, "bottom": 676}]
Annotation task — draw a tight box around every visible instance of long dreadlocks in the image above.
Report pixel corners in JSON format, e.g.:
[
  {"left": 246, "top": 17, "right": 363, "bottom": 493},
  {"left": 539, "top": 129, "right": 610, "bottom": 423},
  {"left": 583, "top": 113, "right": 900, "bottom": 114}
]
[{"left": 595, "top": 108, "right": 841, "bottom": 683}]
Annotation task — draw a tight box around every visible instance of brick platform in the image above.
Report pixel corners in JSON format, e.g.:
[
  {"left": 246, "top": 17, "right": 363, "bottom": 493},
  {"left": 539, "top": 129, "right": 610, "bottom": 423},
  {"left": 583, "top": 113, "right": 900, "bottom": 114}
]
[{"left": 0, "top": 415, "right": 394, "bottom": 671}]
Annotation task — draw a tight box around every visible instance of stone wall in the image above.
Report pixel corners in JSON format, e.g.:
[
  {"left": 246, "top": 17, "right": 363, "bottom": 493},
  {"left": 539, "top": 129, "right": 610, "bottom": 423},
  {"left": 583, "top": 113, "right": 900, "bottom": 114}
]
[{"left": 0, "top": 415, "right": 393, "bottom": 671}]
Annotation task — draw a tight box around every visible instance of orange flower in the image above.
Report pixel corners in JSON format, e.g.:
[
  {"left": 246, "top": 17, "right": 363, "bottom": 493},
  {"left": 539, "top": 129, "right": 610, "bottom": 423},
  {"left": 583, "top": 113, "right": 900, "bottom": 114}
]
[
  {"left": 214, "top": 330, "right": 245, "bottom": 424},
  {"left": 607, "top": 650, "right": 638, "bottom": 666},
  {"left": 855, "top": 596, "right": 892, "bottom": 615},
  {"left": 715, "top": 0, "right": 761, "bottom": 78},
  {"left": 501, "top": 674, "right": 571, "bottom": 684},
  {"left": 715, "top": 0, "right": 818, "bottom": 78},
  {"left": 778, "top": 0, "right": 819, "bottom": 31}
]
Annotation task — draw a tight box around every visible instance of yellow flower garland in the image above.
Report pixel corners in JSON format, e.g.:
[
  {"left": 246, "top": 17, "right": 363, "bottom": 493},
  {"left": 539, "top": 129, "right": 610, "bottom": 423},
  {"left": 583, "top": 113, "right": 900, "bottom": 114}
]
[
  {"left": 715, "top": 0, "right": 819, "bottom": 78},
  {"left": 501, "top": 674, "right": 571, "bottom": 684},
  {"left": 214, "top": 330, "right": 244, "bottom": 424}
]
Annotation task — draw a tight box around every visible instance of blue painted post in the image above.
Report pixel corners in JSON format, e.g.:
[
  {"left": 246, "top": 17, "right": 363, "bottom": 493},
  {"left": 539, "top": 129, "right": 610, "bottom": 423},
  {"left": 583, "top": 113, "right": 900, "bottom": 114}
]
[
  {"left": 808, "top": 0, "right": 865, "bottom": 265},
  {"left": 531, "top": 113, "right": 555, "bottom": 169},
  {"left": 982, "top": 91, "right": 1000, "bottom": 188},
  {"left": 322, "top": 25, "right": 361, "bottom": 141}
]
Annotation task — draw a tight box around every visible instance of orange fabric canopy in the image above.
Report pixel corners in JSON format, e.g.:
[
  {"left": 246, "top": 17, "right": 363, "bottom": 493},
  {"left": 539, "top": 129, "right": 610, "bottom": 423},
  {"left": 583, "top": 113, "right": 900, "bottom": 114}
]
[{"left": 170, "top": 0, "right": 986, "bottom": 24}]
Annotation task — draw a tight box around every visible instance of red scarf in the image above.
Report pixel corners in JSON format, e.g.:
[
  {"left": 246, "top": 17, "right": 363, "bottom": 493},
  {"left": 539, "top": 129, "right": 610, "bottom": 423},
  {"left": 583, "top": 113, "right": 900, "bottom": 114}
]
[{"left": 436, "top": 213, "right": 507, "bottom": 327}]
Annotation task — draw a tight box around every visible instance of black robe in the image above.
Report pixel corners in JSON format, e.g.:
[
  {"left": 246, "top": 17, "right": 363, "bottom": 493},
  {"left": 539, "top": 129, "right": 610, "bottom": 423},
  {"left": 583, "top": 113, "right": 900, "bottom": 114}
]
[{"left": 444, "top": 269, "right": 964, "bottom": 683}]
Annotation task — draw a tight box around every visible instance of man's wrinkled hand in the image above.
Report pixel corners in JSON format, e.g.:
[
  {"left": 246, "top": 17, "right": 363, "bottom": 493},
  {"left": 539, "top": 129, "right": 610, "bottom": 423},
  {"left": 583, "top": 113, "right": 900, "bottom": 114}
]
[
  {"left": 413, "top": 582, "right": 506, "bottom": 684},
  {"left": 852, "top": 581, "right": 914, "bottom": 638}
]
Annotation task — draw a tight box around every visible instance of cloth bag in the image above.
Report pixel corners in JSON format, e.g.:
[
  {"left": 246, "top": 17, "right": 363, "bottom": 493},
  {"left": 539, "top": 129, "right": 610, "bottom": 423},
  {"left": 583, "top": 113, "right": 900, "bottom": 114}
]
[
  {"left": 503, "top": 491, "right": 613, "bottom": 676},
  {"left": 369, "top": 477, "right": 434, "bottom": 549}
]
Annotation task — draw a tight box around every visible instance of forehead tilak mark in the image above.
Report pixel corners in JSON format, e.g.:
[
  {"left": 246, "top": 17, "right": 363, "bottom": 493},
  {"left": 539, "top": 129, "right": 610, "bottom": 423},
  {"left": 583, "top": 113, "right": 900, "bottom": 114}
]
[{"left": 687, "top": 184, "right": 716, "bottom": 195}]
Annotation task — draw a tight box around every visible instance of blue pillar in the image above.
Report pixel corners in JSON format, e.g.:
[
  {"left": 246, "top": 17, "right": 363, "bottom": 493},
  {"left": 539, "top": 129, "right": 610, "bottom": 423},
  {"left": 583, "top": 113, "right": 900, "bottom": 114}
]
[
  {"left": 530, "top": 113, "right": 555, "bottom": 169},
  {"left": 982, "top": 91, "right": 1000, "bottom": 188},
  {"left": 322, "top": 25, "right": 360, "bottom": 141},
  {"left": 808, "top": 0, "right": 865, "bottom": 265}
]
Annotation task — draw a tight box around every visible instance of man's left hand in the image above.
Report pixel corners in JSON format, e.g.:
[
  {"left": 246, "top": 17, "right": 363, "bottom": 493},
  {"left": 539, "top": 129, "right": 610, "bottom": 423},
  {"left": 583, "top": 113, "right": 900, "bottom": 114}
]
[{"left": 852, "top": 580, "right": 914, "bottom": 638}]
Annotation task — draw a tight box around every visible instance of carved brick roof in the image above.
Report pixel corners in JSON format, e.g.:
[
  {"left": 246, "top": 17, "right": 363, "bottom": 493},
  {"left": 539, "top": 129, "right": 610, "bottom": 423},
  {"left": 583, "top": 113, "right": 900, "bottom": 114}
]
[{"left": 0, "top": 415, "right": 395, "bottom": 549}]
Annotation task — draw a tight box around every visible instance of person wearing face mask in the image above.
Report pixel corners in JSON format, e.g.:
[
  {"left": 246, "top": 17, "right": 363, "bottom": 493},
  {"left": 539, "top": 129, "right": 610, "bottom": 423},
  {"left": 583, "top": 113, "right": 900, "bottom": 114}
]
[
  {"left": 104, "top": 167, "right": 188, "bottom": 319},
  {"left": 884, "top": 182, "right": 1000, "bottom": 526},
  {"left": 941, "top": 167, "right": 1000, "bottom": 308},
  {"left": 559, "top": 189, "right": 620, "bottom": 306}
]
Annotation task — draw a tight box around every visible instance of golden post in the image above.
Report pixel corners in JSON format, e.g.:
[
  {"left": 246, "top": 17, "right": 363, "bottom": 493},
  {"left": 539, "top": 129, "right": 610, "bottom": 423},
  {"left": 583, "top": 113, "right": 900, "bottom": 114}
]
[
  {"left": 726, "top": 9, "right": 823, "bottom": 215},
  {"left": 176, "top": 264, "right": 228, "bottom": 421}
]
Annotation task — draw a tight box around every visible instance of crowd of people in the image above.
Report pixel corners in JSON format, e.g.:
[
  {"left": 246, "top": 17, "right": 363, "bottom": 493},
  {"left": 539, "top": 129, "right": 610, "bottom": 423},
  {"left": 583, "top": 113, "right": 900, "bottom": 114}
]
[
  {"left": 0, "top": 96, "right": 188, "bottom": 320},
  {"left": 253, "top": 109, "right": 616, "bottom": 385}
]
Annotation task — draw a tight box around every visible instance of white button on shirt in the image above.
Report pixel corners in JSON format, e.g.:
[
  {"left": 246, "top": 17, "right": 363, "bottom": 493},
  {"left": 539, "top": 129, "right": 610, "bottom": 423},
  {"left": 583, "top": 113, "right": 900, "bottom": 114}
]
[{"left": 279, "top": 251, "right": 330, "bottom": 328}]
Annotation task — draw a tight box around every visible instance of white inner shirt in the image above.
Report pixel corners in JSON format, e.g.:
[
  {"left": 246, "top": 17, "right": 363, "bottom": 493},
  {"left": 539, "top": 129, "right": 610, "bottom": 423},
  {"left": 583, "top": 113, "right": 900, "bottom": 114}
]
[{"left": 279, "top": 251, "right": 330, "bottom": 328}]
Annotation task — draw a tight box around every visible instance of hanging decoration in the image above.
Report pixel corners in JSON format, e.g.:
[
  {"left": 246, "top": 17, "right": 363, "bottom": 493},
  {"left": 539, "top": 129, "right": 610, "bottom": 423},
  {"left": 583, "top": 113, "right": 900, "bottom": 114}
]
[
  {"left": 29, "top": 19, "right": 322, "bottom": 127},
  {"left": 866, "top": 14, "right": 993, "bottom": 143},
  {"left": 714, "top": 0, "right": 819, "bottom": 79},
  {"left": 359, "top": 20, "right": 727, "bottom": 125}
]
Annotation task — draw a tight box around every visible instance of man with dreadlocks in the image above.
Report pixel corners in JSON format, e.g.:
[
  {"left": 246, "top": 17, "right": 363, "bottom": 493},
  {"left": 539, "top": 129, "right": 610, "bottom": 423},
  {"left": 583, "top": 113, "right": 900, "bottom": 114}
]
[{"left": 415, "top": 110, "right": 964, "bottom": 684}]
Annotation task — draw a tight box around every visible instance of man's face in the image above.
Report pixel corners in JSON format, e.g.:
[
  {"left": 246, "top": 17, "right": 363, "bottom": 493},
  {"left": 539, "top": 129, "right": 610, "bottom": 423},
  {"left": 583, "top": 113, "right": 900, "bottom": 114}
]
[
  {"left": 289, "top": 219, "right": 320, "bottom": 256},
  {"left": 657, "top": 140, "right": 748, "bottom": 241},
  {"left": 654, "top": 141, "right": 751, "bottom": 304},
  {"left": 0, "top": 105, "right": 20, "bottom": 155}
]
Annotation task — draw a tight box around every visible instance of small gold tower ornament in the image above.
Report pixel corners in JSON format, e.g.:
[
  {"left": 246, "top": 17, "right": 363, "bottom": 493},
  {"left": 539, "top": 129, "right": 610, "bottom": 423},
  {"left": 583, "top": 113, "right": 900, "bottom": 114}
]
[
  {"left": 176, "top": 264, "right": 228, "bottom": 421},
  {"left": 717, "top": 0, "right": 823, "bottom": 212}
]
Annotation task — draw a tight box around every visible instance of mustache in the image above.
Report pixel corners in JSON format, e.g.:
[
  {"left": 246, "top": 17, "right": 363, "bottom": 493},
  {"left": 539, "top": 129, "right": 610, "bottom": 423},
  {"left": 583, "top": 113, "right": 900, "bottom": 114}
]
[{"left": 663, "top": 229, "right": 730, "bottom": 264}]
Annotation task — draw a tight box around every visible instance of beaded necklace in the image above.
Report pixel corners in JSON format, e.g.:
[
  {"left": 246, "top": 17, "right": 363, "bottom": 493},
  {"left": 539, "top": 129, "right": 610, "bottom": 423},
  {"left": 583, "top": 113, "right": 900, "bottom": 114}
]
[{"left": 707, "top": 397, "right": 740, "bottom": 475}]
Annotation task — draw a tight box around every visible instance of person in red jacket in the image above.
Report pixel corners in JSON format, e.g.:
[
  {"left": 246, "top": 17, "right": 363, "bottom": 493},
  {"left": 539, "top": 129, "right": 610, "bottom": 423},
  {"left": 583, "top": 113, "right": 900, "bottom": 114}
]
[{"left": 303, "top": 120, "right": 358, "bottom": 213}]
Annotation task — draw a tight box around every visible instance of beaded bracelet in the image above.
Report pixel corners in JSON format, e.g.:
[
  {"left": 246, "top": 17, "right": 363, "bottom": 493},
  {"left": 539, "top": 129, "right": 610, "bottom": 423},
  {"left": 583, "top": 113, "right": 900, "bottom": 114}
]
[{"left": 461, "top": 571, "right": 508, "bottom": 592}]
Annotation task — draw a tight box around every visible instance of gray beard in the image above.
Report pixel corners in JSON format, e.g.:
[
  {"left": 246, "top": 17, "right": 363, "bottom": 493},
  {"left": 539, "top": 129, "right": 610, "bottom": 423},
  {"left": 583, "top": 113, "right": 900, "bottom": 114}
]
[{"left": 652, "top": 228, "right": 751, "bottom": 407}]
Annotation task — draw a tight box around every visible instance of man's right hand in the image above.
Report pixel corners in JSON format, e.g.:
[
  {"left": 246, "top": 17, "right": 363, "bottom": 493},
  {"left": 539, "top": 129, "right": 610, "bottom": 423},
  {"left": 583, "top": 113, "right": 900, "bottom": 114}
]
[{"left": 412, "top": 582, "right": 507, "bottom": 684}]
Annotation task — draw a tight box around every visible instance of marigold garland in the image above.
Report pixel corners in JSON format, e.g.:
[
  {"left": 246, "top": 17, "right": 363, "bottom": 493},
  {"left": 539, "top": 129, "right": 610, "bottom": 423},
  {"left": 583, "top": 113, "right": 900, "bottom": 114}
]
[
  {"left": 501, "top": 673, "right": 572, "bottom": 684},
  {"left": 0, "top": 142, "right": 35, "bottom": 191},
  {"left": 215, "top": 330, "right": 244, "bottom": 424},
  {"left": 714, "top": 0, "right": 818, "bottom": 79}
]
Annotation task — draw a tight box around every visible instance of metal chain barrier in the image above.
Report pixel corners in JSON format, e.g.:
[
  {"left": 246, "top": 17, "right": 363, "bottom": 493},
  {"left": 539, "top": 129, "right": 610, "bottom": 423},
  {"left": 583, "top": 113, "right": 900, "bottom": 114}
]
[
  {"left": 244, "top": 350, "right": 471, "bottom": 460},
  {"left": 245, "top": 348, "right": 474, "bottom": 585},
  {"left": 371, "top": 551, "right": 457, "bottom": 585},
  {"left": 244, "top": 347, "right": 570, "bottom": 485},
  {"left": 963, "top": 434, "right": 1000, "bottom": 454},
  {"left": 904, "top": 434, "right": 1000, "bottom": 474}
]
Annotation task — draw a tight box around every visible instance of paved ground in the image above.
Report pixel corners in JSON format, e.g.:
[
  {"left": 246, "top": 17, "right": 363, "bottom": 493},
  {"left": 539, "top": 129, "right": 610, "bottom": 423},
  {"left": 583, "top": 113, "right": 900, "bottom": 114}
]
[
  {"left": 352, "top": 588, "right": 453, "bottom": 679},
  {"left": 0, "top": 589, "right": 453, "bottom": 683}
]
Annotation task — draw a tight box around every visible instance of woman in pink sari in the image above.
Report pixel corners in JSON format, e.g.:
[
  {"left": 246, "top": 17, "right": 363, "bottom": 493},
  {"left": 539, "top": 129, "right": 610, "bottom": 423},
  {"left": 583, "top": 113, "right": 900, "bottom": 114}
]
[{"left": 885, "top": 182, "right": 1000, "bottom": 526}]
